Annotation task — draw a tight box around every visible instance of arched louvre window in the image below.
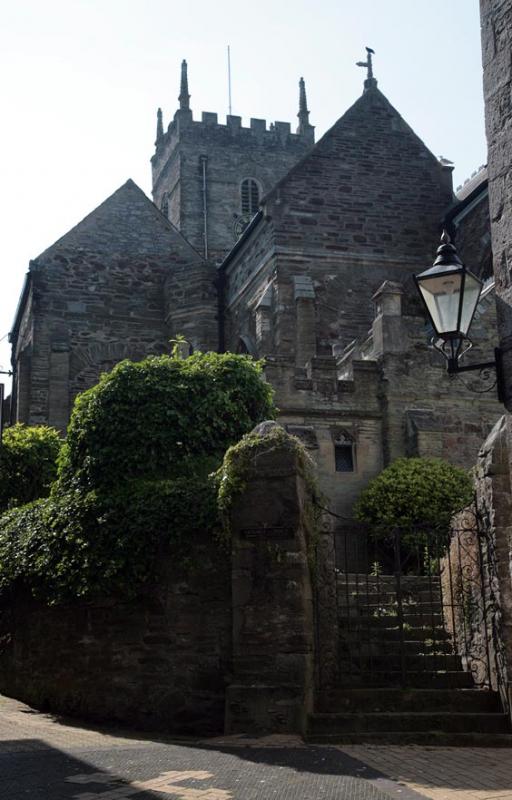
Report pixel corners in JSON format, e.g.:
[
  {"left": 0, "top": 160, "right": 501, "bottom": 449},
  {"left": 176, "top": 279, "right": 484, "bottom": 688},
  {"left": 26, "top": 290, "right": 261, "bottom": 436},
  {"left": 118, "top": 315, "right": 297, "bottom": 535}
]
[
  {"left": 161, "top": 194, "right": 169, "bottom": 219},
  {"left": 241, "top": 179, "right": 260, "bottom": 216},
  {"left": 334, "top": 431, "right": 355, "bottom": 473}
]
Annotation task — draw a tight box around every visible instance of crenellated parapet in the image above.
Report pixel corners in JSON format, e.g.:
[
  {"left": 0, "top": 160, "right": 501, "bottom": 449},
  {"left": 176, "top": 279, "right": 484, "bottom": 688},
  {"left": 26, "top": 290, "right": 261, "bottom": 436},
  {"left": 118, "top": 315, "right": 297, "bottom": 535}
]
[
  {"left": 151, "top": 62, "right": 315, "bottom": 260},
  {"left": 152, "top": 111, "right": 313, "bottom": 190}
]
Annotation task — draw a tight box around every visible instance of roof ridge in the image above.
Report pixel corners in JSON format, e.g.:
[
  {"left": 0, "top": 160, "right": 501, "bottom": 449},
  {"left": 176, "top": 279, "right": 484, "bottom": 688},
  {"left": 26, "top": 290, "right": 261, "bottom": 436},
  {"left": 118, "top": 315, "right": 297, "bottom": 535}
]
[{"left": 33, "top": 179, "right": 205, "bottom": 263}]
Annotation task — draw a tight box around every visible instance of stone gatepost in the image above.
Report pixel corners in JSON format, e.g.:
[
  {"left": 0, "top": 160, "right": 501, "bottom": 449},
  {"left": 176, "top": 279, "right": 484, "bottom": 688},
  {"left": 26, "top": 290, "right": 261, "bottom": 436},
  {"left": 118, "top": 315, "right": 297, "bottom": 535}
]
[{"left": 224, "top": 428, "right": 315, "bottom": 735}]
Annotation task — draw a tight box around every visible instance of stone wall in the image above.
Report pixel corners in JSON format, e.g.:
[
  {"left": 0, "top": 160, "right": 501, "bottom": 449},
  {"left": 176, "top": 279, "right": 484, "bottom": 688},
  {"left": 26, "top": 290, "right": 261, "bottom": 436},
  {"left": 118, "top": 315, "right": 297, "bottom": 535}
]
[
  {"left": 374, "top": 288, "right": 502, "bottom": 469},
  {"left": 223, "top": 85, "right": 454, "bottom": 363},
  {"left": 0, "top": 430, "right": 322, "bottom": 736},
  {"left": 447, "top": 417, "right": 512, "bottom": 714},
  {"left": 0, "top": 533, "right": 231, "bottom": 734},
  {"left": 10, "top": 180, "right": 218, "bottom": 431},
  {"left": 452, "top": 181, "right": 492, "bottom": 281},
  {"left": 152, "top": 110, "right": 313, "bottom": 261},
  {"left": 481, "top": 0, "right": 512, "bottom": 407}
]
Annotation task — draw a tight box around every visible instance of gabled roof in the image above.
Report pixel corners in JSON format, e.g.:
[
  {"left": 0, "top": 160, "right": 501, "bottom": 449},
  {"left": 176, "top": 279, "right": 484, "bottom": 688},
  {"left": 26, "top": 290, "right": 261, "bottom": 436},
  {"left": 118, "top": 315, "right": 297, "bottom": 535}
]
[
  {"left": 222, "top": 86, "right": 452, "bottom": 269},
  {"left": 34, "top": 179, "right": 204, "bottom": 263},
  {"left": 10, "top": 180, "right": 205, "bottom": 350},
  {"left": 263, "top": 86, "right": 446, "bottom": 205}
]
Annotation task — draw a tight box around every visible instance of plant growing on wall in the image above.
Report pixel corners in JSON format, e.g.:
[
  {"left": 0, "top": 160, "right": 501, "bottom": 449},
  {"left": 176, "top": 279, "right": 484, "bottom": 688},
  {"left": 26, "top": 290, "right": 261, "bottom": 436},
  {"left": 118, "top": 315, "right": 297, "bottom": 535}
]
[
  {"left": 58, "top": 352, "right": 274, "bottom": 490},
  {"left": 355, "top": 456, "right": 473, "bottom": 559},
  {"left": 0, "top": 423, "right": 61, "bottom": 512},
  {"left": 0, "top": 353, "right": 275, "bottom": 602}
]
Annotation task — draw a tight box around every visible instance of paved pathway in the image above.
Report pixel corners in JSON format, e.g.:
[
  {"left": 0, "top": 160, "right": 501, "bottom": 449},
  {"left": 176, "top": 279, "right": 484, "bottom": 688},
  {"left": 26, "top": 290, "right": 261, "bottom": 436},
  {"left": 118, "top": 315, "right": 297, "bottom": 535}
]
[
  {"left": 0, "top": 695, "right": 511, "bottom": 800},
  {"left": 341, "top": 745, "right": 512, "bottom": 800}
]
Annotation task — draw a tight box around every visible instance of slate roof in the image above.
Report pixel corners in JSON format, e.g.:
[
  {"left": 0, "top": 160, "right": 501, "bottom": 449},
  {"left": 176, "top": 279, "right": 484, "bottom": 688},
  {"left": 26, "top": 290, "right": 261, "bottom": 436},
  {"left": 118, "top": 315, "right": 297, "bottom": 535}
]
[
  {"left": 34, "top": 179, "right": 204, "bottom": 262},
  {"left": 261, "top": 85, "right": 444, "bottom": 205}
]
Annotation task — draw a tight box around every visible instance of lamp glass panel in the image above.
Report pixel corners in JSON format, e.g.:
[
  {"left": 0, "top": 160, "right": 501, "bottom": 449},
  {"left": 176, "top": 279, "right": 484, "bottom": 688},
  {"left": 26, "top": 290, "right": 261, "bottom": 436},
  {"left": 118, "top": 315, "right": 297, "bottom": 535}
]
[
  {"left": 459, "top": 272, "right": 482, "bottom": 335},
  {"left": 417, "top": 271, "right": 463, "bottom": 335}
]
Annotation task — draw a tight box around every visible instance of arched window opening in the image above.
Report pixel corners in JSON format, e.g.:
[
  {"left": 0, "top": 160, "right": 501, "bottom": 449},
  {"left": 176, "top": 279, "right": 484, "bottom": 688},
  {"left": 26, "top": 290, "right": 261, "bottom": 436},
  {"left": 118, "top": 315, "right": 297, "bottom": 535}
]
[
  {"left": 241, "top": 179, "right": 260, "bottom": 216},
  {"left": 161, "top": 194, "right": 169, "bottom": 219},
  {"left": 334, "top": 431, "right": 355, "bottom": 473}
]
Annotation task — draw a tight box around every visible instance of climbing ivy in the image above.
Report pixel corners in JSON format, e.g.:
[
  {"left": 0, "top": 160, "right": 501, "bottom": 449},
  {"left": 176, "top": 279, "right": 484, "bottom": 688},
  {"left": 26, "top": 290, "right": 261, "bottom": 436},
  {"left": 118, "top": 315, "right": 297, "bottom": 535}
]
[
  {"left": 0, "top": 424, "right": 61, "bottom": 512},
  {"left": 0, "top": 352, "right": 275, "bottom": 602},
  {"left": 59, "top": 352, "right": 275, "bottom": 490},
  {"left": 217, "top": 425, "right": 322, "bottom": 570}
]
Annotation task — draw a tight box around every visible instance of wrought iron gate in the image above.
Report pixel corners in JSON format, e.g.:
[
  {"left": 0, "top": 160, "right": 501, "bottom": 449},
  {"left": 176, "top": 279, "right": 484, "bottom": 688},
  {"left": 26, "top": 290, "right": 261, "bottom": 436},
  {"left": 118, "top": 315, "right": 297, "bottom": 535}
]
[{"left": 333, "top": 514, "right": 509, "bottom": 711}]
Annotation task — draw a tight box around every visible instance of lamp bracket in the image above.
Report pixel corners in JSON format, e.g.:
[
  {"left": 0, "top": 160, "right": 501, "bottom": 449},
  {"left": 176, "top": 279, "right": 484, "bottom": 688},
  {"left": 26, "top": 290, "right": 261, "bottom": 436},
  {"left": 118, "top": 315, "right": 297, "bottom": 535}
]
[{"left": 433, "top": 341, "right": 504, "bottom": 404}]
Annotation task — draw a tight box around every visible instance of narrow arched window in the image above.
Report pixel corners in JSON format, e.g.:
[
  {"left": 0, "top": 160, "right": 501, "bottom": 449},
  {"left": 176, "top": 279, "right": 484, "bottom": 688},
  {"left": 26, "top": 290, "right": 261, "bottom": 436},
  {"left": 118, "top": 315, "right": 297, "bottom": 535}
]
[
  {"left": 161, "top": 193, "right": 169, "bottom": 219},
  {"left": 241, "top": 179, "right": 260, "bottom": 216},
  {"left": 334, "top": 431, "right": 355, "bottom": 473}
]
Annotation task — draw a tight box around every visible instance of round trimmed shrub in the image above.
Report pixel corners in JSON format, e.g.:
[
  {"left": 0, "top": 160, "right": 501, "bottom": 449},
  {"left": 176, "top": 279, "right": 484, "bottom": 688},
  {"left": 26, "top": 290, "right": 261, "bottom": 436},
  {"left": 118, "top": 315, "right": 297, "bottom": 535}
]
[
  {"left": 58, "top": 352, "right": 275, "bottom": 490},
  {"left": 355, "top": 457, "right": 473, "bottom": 547}
]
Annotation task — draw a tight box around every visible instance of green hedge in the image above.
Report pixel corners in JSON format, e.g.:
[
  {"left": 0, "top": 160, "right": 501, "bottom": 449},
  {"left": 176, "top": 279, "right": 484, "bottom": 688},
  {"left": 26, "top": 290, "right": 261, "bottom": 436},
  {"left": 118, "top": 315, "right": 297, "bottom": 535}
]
[
  {"left": 0, "top": 424, "right": 61, "bottom": 512},
  {"left": 0, "top": 475, "right": 219, "bottom": 602},
  {"left": 58, "top": 352, "right": 274, "bottom": 490},
  {"left": 0, "top": 352, "right": 275, "bottom": 602}
]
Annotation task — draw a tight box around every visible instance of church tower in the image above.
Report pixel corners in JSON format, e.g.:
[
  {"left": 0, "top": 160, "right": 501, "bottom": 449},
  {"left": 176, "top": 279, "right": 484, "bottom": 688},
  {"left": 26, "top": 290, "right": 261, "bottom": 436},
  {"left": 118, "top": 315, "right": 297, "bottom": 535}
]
[{"left": 151, "top": 61, "right": 315, "bottom": 262}]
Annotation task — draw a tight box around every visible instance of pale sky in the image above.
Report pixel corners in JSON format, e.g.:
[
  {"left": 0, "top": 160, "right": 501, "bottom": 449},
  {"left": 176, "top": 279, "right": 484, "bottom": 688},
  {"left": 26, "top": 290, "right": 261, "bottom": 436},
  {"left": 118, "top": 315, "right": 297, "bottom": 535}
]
[{"left": 0, "top": 0, "right": 487, "bottom": 387}]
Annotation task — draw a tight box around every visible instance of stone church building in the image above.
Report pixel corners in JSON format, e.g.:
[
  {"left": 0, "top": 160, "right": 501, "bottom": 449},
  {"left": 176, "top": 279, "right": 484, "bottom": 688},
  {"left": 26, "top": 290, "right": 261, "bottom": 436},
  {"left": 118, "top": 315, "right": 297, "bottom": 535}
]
[{"left": 8, "top": 59, "right": 501, "bottom": 521}]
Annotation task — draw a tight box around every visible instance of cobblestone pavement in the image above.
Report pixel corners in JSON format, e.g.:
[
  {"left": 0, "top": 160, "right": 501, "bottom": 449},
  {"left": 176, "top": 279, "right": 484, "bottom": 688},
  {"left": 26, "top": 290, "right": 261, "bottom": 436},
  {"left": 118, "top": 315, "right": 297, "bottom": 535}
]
[
  {"left": 339, "top": 746, "right": 512, "bottom": 800},
  {"left": 0, "top": 694, "right": 510, "bottom": 800}
]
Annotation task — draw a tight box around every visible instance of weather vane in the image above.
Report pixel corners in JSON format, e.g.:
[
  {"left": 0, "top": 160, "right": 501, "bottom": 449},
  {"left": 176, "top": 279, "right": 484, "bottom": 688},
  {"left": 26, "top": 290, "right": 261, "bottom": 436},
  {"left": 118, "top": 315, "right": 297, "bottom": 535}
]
[{"left": 356, "top": 47, "right": 377, "bottom": 88}]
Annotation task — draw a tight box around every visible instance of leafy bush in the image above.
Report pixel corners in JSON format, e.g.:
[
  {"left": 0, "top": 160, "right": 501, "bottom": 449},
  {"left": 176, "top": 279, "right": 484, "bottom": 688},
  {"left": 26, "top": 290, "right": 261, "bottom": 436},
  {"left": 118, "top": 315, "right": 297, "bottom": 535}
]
[
  {"left": 0, "top": 352, "right": 274, "bottom": 602},
  {"left": 0, "top": 475, "right": 220, "bottom": 602},
  {"left": 59, "top": 353, "right": 275, "bottom": 490},
  {"left": 0, "top": 424, "right": 61, "bottom": 512},
  {"left": 355, "top": 457, "right": 473, "bottom": 549}
]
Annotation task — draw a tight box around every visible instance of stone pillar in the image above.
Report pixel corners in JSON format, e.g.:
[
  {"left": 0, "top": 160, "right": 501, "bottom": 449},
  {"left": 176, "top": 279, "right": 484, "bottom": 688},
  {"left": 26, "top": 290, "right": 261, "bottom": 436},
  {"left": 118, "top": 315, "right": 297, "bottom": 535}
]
[
  {"left": 16, "top": 347, "right": 32, "bottom": 424},
  {"left": 306, "top": 355, "right": 338, "bottom": 395},
  {"left": 48, "top": 329, "right": 70, "bottom": 433},
  {"left": 255, "top": 284, "right": 273, "bottom": 354},
  {"left": 225, "top": 429, "right": 315, "bottom": 735},
  {"left": 164, "top": 261, "right": 219, "bottom": 353},
  {"left": 371, "top": 280, "right": 405, "bottom": 357},
  {"left": 293, "top": 275, "right": 316, "bottom": 367}
]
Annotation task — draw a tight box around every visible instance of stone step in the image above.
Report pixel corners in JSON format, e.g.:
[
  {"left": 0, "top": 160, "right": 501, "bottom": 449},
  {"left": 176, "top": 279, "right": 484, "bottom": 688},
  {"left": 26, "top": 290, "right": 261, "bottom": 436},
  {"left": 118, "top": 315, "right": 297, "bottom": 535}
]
[
  {"left": 338, "top": 653, "right": 462, "bottom": 672},
  {"left": 306, "top": 731, "right": 512, "bottom": 747},
  {"left": 338, "top": 597, "right": 444, "bottom": 617},
  {"left": 316, "top": 688, "right": 502, "bottom": 713},
  {"left": 338, "top": 596, "right": 443, "bottom": 608},
  {"left": 341, "top": 574, "right": 442, "bottom": 585},
  {"left": 308, "top": 711, "right": 510, "bottom": 735},
  {"left": 338, "top": 612, "right": 445, "bottom": 627},
  {"left": 337, "top": 588, "right": 442, "bottom": 602},
  {"left": 339, "top": 638, "right": 454, "bottom": 656},
  {"left": 338, "top": 620, "right": 451, "bottom": 641},
  {"left": 336, "top": 670, "right": 475, "bottom": 689}
]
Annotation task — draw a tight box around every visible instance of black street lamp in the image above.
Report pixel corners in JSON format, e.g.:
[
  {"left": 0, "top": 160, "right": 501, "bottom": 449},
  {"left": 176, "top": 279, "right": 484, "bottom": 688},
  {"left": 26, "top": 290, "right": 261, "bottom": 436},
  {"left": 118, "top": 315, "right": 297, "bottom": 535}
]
[{"left": 414, "top": 231, "right": 504, "bottom": 402}]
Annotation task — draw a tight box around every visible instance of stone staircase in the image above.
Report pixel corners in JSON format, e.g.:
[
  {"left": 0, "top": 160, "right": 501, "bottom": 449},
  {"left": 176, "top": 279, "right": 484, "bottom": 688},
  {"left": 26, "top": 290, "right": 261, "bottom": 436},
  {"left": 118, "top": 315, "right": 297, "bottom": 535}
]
[{"left": 307, "top": 573, "right": 512, "bottom": 745}]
